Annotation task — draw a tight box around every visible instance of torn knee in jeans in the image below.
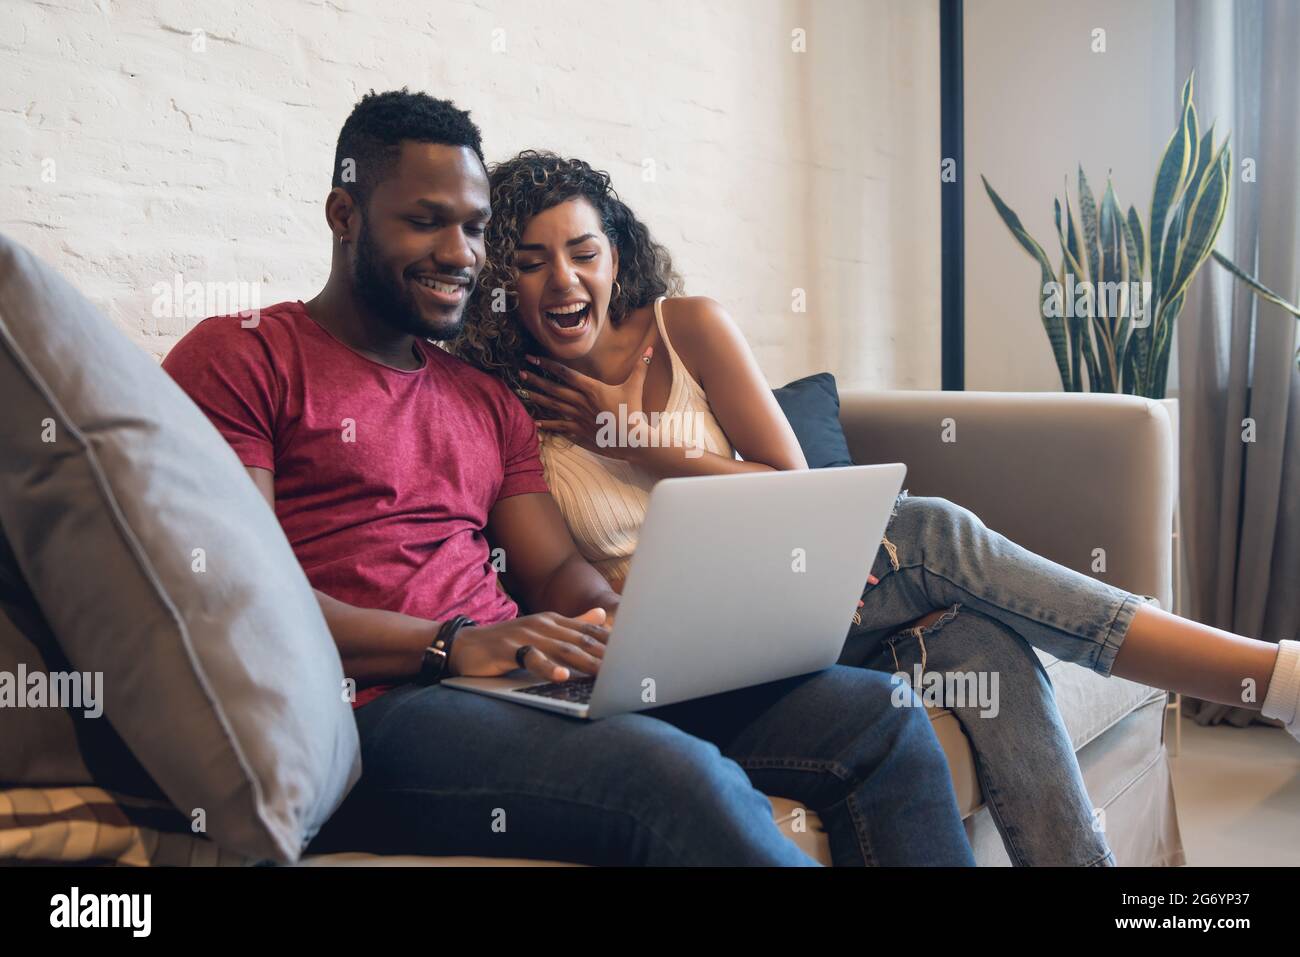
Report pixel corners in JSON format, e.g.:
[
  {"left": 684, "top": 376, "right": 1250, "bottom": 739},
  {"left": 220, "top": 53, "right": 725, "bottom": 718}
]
[
  {"left": 886, "top": 603, "right": 961, "bottom": 673},
  {"left": 878, "top": 490, "right": 909, "bottom": 574},
  {"left": 877, "top": 490, "right": 909, "bottom": 575},
  {"left": 888, "top": 488, "right": 909, "bottom": 520},
  {"left": 879, "top": 534, "right": 900, "bottom": 572}
]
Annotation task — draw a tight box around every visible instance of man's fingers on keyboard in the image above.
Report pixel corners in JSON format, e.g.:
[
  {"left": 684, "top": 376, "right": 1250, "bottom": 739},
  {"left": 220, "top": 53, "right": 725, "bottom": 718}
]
[
  {"left": 542, "top": 616, "right": 609, "bottom": 647},
  {"left": 564, "top": 629, "right": 606, "bottom": 658},
  {"left": 557, "top": 614, "right": 611, "bottom": 642},
  {"left": 543, "top": 638, "right": 602, "bottom": 675},
  {"left": 520, "top": 645, "right": 569, "bottom": 682}
]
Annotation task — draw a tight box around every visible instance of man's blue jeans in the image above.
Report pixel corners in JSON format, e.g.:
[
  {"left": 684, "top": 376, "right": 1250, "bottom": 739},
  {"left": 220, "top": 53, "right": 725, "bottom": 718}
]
[
  {"left": 307, "top": 663, "right": 975, "bottom": 866},
  {"left": 309, "top": 492, "right": 1154, "bottom": 866},
  {"left": 839, "top": 491, "right": 1160, "bottom": 866}
]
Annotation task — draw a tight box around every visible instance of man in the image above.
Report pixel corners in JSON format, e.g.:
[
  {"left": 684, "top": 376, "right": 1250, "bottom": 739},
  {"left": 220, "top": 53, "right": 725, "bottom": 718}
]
[{"left": 163, "top": 89, "right": 973, "bottom": 866}]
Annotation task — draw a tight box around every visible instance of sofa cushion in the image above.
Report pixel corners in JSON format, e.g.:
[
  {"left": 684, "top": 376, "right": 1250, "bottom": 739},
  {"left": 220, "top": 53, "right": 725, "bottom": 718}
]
[
  {"left": 296, "top": 795, "right": 834, "bottom": 866},
  {"left": 1034, "top": 650, "right": 1166, "bottom": 751},
  {"left": 921, "top": 654, "right": 1162, "bottom": 826},
  {"left": 772, "top": 373, "right": 854, "bottom": 468},
  {"left": 0, "top": 233, "right": 360, "bottom": 863}
]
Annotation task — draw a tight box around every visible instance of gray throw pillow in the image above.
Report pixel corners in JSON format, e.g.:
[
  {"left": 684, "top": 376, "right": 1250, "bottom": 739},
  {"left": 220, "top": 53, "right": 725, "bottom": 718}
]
[{"left": 0, "top": 233, "right": 360, "bottom": 864}]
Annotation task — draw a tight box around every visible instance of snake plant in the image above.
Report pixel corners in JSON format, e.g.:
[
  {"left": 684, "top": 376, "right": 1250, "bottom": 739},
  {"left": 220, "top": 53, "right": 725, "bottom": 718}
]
[{"left": 983, "top": 73, "right": 1300, "bottom": 396}]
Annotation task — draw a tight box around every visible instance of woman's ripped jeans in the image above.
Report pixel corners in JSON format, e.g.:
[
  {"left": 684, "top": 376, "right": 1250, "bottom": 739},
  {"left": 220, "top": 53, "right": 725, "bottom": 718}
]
[{"left": 837, "top": 491, "right": 1160, "bottom": 866}]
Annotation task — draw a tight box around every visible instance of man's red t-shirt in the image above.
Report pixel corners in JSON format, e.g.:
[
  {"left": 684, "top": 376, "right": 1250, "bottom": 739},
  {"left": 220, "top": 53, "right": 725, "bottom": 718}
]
[{"left": 162, "top": 300, "right": 549, "bottom": 707}]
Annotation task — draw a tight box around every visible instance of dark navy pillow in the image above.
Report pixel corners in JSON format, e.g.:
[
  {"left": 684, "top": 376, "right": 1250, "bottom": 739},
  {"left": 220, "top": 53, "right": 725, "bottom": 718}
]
[{"left": 772, "top": 373, "right": 855, "bottom": 468}]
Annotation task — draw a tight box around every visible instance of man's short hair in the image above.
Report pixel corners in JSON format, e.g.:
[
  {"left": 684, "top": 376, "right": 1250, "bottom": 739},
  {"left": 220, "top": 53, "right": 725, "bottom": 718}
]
[{"left": 331, "top": 89, "right": 485, "bottom": 206}]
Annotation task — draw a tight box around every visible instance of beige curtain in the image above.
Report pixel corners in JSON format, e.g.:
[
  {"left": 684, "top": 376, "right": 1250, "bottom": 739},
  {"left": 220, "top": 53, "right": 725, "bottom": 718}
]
[{"left": 1176, "top": 0, "right": 1300, "bottom": 726}]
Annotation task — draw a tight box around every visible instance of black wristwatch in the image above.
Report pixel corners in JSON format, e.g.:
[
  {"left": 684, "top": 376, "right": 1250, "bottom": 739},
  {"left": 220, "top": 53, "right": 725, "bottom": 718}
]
[{"left": 418, "top": 615, "right": 476, "bottom": 685}]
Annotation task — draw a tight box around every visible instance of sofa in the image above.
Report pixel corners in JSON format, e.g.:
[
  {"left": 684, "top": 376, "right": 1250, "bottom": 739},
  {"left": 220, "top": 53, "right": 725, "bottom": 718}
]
[
  {"left": 0, "top": 232, "right": 1183, "bottom": 866},
  {"left": 299, "top": 390, "right": 1187, "bottom": 866}
]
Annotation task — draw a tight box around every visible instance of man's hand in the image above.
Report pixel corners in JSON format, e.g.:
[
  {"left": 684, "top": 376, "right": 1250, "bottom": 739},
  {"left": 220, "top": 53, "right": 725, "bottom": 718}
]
[{"left": 448, "top": 608, "right": 610, "bottom": 683}]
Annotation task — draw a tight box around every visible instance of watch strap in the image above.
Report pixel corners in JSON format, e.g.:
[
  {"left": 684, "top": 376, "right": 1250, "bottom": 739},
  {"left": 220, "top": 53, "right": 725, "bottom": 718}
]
[{"left": 419, "top": 615, "right": 476, "bottom": 685}]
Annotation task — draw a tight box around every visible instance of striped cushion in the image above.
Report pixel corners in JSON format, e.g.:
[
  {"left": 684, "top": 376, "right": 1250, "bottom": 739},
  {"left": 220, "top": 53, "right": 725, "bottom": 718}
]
[{"left": 0, "top": 786, "right": 251, "bottom": 866}]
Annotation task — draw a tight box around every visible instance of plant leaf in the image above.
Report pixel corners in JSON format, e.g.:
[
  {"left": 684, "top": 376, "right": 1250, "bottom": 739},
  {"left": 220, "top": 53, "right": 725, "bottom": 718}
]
[
  {"left": 1127, "top": 205, "right": 1146, "bottom": 276},
  {"left": 1060, "top": 257, "right": 1081, "bottom": 391},
  {"left": 1211, "top": 250, "right": 1300, "bottom": 317},
  {"left": 1053, "top": 203, "right": 1100, "bottom": 390},
  {"left": 1116, "top": 216, "right": 1145, "bottom": 391},
  {"left": 1151, "top": 292, "right": 1184, "bottom": 398},
  {"left": 1156, "top": 200, "right": 1186, "bottom": 317},
  {"left": 1189, "top": 121, "right": 1216, "bottom": 201},
  {"left": 982, "top": 176, "right": 1073, "bottom": 388},
  {"left": 1064, "top": 185, "right": 1084, "bottom": 276},
  {"left": 1093, "top": 181, "right": 1123, "bottom": 389},
  {"left": 1099, "top": 181, "right": 1126, "bottom": 314},
  {"left": 1184, "top": 101, "right": 1201, "bottom": 203},
  {"left": 1078, "top": 166, "right": 1103, "bottom": 288},
  {"left": 1164, "top": 141, "right": 1231, "bottom": 306},
  {"left": 1149, "top": 95, "right": 1194, "bottom": 299},
  {"left": 982, "top": 175, "right": 1055, "bottom": 269}
]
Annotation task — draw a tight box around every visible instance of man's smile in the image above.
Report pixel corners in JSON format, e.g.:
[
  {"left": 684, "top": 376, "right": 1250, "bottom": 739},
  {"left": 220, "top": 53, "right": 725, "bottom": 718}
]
[{"left": 413, "top": 273, "right": 469, "bottom": 306}]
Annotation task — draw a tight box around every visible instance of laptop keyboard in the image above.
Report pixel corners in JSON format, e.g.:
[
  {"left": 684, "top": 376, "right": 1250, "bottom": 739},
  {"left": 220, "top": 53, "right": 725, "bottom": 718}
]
[{"left": 516, "top": 676, "right": 596, "bottom": 705}]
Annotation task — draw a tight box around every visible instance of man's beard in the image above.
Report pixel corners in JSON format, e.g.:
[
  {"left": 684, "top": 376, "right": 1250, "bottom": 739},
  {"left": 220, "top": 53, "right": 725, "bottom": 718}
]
[{"left": 353, "top": 218, "right": 472, "bottom": 341}]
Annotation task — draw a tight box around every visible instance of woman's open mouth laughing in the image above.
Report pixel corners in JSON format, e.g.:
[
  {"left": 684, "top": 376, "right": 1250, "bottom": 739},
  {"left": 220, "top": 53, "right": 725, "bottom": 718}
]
[{"left": 543, "top": 300, "right": 591, "bottom": 337}]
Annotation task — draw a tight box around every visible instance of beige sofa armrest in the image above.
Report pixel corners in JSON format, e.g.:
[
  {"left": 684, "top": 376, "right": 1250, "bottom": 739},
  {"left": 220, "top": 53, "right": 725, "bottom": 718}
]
[{"left": 838, "top": 390, "right": 1174, "bottom": 609}]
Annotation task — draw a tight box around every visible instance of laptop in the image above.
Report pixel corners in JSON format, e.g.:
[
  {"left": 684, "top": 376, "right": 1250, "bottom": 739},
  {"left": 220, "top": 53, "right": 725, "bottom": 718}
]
[{"left": 442, "top": 463, "right": 906, "bottom": 719}]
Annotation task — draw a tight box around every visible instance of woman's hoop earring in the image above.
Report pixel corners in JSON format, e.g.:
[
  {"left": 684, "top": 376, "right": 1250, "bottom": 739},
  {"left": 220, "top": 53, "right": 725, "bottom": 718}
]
[{"left": 612, "top": 279, "right": 623, "bottom": 301}]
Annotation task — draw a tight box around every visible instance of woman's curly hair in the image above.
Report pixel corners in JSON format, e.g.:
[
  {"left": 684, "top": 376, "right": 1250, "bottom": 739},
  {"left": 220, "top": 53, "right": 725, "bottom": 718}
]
[{"left": 447, "top": 150, "right": 683, "bottom": 415}]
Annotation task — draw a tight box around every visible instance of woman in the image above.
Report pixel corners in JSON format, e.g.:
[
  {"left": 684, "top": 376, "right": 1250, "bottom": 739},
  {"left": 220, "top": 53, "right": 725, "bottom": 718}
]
[{"left": 449, "top": 150, "right": 1299, "bottom": 866}]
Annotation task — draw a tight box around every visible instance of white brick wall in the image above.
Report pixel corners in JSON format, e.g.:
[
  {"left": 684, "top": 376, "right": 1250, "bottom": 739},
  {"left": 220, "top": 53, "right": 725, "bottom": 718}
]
[{"left": 0, "top": 0, "right": 940, "bottom": 390}]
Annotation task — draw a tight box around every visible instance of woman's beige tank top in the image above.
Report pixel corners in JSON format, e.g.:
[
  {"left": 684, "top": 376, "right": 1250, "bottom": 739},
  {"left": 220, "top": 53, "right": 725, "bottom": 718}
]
[{"left": 538, "top": 296, "right": 734, "bottom": 586}]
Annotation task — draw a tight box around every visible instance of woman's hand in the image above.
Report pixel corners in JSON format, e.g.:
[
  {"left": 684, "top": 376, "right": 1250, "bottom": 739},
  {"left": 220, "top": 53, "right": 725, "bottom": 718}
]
[{"left": 520, "top": 349, "right": 653, "bottom": 458}]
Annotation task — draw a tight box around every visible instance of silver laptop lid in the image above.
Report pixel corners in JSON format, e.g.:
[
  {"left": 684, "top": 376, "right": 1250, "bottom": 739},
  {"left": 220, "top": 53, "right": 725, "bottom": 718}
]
[{"left": 587, "top": 463, "right": 905, "bottom": 718}]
